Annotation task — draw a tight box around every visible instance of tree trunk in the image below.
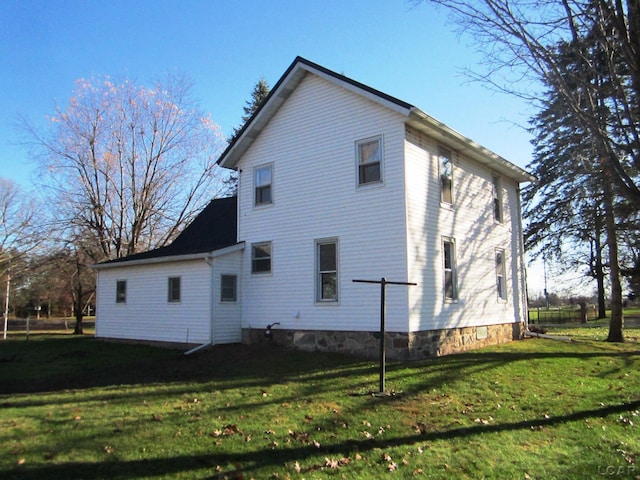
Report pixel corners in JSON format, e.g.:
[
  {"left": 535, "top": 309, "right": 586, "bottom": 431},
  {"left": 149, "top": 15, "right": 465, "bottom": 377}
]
[
  {"left": 603, "top": 179, "right": 624, "bottom": 342},
  {"left": 593, "top": 213, "right": 607, "bottom": 319},
  {"left": 74, "top": 311, "right": 84, "bottom": 335}
]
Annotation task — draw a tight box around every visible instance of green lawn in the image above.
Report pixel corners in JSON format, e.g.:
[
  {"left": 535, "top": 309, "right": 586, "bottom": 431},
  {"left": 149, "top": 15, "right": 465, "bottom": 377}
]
[{"left": 0, "top": 330, "right": 638, "bottom": 479}]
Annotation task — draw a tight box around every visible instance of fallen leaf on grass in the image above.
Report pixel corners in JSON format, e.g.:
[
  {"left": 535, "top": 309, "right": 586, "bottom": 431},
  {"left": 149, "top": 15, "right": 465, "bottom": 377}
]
[{"left": 325, "top": 457, "right": 340, "bottom": 469}]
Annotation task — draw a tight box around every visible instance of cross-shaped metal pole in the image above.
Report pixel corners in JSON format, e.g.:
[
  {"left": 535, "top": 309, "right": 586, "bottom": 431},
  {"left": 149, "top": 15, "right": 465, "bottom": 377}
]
[{"left": 353, "top": 277, "right": 417, "bottom": 393}]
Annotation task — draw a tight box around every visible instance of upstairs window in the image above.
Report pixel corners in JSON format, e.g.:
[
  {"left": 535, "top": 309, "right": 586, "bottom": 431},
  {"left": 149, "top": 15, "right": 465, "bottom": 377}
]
[
  {"left": 492, "top": 175, "right": 503, "bottom": 223},
  {"left": 116, "top": 280, "right": 127, "bottom": 304},
  {"left": 251, "top": 242, "right": 272, "bottom": 274},
  {"left": 496, "top": 249, "right": 507, "bottom": 300},
  {"left": 439, "top": 146, "right": 453, "bottom": 204},
  {"left": 316, "top": 239, "right": 338, "bottom": 302},
  {"left": 254, "top": 164, "right": 273, "bottom": 206},
  {"left": 357, "top": 136, "right": 383, "bottom": 185},
  {"left": 443, "top": 238, "right": 458, "bottom": 301}
]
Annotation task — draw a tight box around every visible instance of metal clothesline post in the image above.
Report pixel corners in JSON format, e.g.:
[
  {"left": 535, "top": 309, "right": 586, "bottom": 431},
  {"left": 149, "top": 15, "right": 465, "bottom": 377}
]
[{"left": 353, "top": 277, "right": 417, "bottom": 393}]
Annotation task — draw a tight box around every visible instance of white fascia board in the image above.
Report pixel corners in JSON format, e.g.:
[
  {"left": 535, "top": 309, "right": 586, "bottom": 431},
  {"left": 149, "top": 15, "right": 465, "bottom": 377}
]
[
  {"left": 92, "top": 253, "right": 212, "bottom": 270},
  {"left": 407, "top": 108, "right": 535, "bottom": 183},
  {"left": 303, "top": 64, "right": 412, "bottom": 116},
  {"left": 92, "top": 243, "right": 246, "bottom": 270}
]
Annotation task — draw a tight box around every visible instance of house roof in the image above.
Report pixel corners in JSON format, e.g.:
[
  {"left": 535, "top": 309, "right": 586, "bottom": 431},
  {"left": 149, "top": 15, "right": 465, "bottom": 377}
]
[
  {"left": 218, "top": 56, "right": 535, "bottom": 183},
  {"left": 94, "top": 196, "right": 239, "bottom": 269}
]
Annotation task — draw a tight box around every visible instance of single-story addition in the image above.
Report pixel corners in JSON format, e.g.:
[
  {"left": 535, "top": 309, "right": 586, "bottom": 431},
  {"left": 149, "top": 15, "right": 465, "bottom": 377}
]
[{"left": 94, "top": 56, "right": 535, "bottom": 360}]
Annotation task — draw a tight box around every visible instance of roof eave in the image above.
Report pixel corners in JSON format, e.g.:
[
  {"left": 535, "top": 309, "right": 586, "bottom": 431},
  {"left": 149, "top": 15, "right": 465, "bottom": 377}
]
[
  {"left": 407, "top": 108, "right": 535, "bottom": 183},
  {"left": 92, "top": 242, "right": 245, "bottom": 270},
  {"left": 218, "top": 57, "right": 413, "bottom": 170}
]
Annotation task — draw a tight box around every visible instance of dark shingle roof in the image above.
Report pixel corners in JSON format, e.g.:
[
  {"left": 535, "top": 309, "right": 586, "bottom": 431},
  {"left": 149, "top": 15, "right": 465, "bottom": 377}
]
[{"left": 98, "top": 196, "right": 238, "bottom": 266}]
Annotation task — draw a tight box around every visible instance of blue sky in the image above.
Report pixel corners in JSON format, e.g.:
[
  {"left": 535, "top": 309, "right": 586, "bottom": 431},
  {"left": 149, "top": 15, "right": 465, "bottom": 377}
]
[
  {"left": 1, "top": 0, "right": 534, "bottom": 187},
  {"left": 2, "top": 0, "right": 578, "bottom": 295}
]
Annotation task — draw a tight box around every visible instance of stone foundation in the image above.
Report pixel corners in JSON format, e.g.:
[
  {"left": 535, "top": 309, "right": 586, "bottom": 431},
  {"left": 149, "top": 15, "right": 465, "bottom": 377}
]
[{"left": 243, "top": 322, "right": 524, "bottom": 361}]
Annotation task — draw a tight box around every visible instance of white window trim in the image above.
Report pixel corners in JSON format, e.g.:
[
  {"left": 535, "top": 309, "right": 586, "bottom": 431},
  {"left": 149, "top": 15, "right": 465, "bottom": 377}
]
[
  {"left": 355, "top": 135, "right": 384, "bottom": 188},
  {"left": 496, "top": 248, "right": 507, "bottom": 302},
  {"left": 439, "top": 146, "right": 454, "bottom": 206},
  {"left": 315, "top": 238, "right": 339, "bottom": 304},
  {"left": 253, "top": 163, "right": 273, "bottom": 207},
  {"left": 442, "top": 237, "right": 458, "bottom": 302},
  {"left": 251, "top": 241, "right": 273, "bottom": 275}
]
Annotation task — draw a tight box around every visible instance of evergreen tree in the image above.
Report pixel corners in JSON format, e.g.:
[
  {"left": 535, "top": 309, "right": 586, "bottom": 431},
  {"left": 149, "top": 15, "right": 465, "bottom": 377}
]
[{"left": 222, "top": 77, "right": 271, "bottom": 196}]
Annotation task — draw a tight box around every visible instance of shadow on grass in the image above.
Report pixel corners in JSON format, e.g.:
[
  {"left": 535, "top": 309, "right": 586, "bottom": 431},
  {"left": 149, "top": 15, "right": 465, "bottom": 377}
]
[
  {"left": 3, "top": 399, "right": 639, "bottom": 479},
  {"left": 0, "top": 336, "right": 376, "bottom": 396}
]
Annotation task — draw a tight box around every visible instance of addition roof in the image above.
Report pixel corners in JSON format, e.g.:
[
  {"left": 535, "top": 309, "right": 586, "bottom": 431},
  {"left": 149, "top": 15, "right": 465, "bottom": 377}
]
[
  {"left": 94, "top": 196, "right": 239, "bottom": 269},
  {"left": 218, "top": 56, "right": 535, "bottom": 183}
]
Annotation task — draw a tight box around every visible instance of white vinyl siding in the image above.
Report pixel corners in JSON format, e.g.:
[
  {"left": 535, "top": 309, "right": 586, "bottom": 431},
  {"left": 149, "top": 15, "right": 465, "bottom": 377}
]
[
  {"left": 404, "top": 126, "right": 527, "bottom": 332},
  {"left": 95, "top": 260, "right": 211, "bottom": 344},
  {"left": 236, "top": 73, "right": 409, "bottom": 333},
  {"left": 211, "top": 250, "right": 243, "bottom": 344}
]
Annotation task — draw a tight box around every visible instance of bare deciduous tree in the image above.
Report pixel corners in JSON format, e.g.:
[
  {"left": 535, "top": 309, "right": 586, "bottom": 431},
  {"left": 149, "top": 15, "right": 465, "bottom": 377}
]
[
  {"left": 1, "top": 177, "right": 39, "bottom": 338},
  {"left": 25, "top": 73, "right": 229, "bottom": 262},
  {"left": 417, "top": 0, "right": 638, "bottom": 342}
]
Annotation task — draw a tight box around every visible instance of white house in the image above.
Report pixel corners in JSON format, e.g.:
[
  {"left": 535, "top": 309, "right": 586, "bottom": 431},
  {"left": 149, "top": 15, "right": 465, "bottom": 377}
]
[{"left": 94, "top": 57, "right": 534, "bottom": 359}]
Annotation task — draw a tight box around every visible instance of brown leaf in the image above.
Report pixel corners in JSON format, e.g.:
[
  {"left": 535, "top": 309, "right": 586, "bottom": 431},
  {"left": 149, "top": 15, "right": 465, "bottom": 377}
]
[{"left": 325, "top": 457, "right": 340, "bottom": 469}]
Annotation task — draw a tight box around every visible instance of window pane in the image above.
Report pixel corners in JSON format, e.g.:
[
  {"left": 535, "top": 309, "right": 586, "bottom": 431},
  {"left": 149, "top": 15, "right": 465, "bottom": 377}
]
[
  {"left": 440, "top": 147, "right": 453, "bottom": 203},
  {"left": 443, "top": 243, "right": 452, "bottom": 269},
  {"left": 255, "top": 165, "right": 272, "bottom": 205},
  {"left": 221, "top": 275, "right": 237, "bottom": 302},
  {"left": 359, "top": 140, "right": 381, "bottom": 163},
  {"left": 317, "top": 240, "right": 338, "bottom": 301},
  {"left": 321, "top": 273, "right": 337, "bottom": 300},
  {"left": 116, "top": 280, "right": 126, "bottom": 303},
  {"left": 319, "top": 243, "right": 336, "bottom": 271},
  {"left": 359, "top": 163, "right": 381, "bottom": 184},
  {"left": 443, "top": 240, "right": 457, "bottom": 300},
  {"left": 168, "top": 277, "right": 181, "bottom": 302},
  {"left": 441, "top": 177, "right": 452, "bottom": 204},
  {"left": 253, "top": 244, "right": 271, "bottom": 258},
  {"left": 444, "top": 271, "right": 454, "bottom": 299},
  {"left": 252, "top": 243, "right": 271, "bottom": 273},
  {"left": 256, "top": 185, "right": 271, "bottom": 204},
  {"left": 496, "top": 251, "right": 506, "bottom": 299},
  {"left": 255, "top": 165, "right": 272, "bottom": 186},
  {"left": 493, "top": 176, "right": 502, "bottom": 221}
]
